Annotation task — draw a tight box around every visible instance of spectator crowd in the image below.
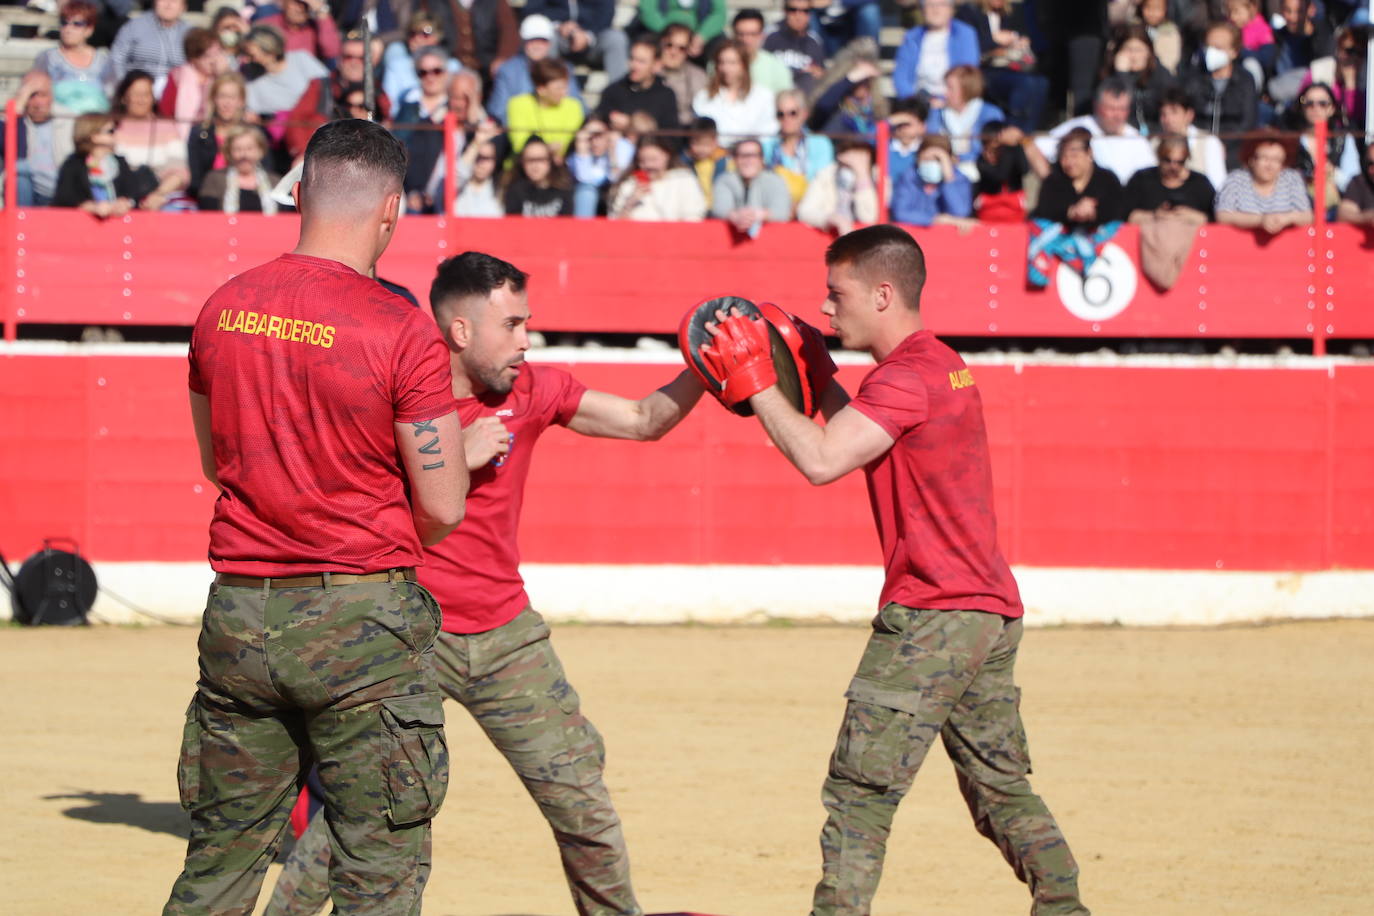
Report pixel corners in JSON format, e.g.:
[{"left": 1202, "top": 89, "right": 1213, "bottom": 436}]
[{"left": 3, "top": 0, "right": 1373, "bottom": 238}]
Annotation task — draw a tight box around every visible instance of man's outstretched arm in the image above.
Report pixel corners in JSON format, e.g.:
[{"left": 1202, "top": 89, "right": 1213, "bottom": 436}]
[{"left": 566, "top": 369, "right": 708, "bottom": 441}]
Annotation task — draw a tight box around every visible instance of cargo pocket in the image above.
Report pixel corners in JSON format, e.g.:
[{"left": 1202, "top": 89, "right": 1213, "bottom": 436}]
[
  {"left": 828, "top": 677, "right": 931, "bottom": 790},
  {"left": 175, "top": 700, "right": 202, "bottom": 811},
  {"left": 380, "top": 693, "right": 449, "bottom": 827},
  {"left": 1007, "top": 686, "right": 1033, "bottom": 775}
]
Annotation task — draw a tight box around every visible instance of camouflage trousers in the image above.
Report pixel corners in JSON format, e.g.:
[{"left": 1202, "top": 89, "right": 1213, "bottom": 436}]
[
  {"left": 265, "top": 607, "right": 641, "bottom": 916},
  {"left": 164, "top": 575, "right": 449, "bottom": 916},
  {"left": 811, "top": 606, "right": 1089, "bottom": 916}
]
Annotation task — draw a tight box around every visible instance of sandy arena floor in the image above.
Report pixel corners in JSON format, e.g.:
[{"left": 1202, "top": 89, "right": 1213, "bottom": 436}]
[{"left": 3, "top": 619, "right": 1371, "bottom": 915}]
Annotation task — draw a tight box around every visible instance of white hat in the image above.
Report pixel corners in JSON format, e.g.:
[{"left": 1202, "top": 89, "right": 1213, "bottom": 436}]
[{"left": 519, "top": 14, "right": 555, "bottom": 42}]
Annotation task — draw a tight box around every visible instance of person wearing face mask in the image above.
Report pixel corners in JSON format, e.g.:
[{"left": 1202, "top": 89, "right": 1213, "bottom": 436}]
[
  {"left": 1182, "top": 20, "right": 1257, "bottom": 170},
  {"left": 608, "top": 133, "right": 707, "bottom": 220},
  {"left": 1335, "top": 144, "right": 1374, "bottom": 226},
  {"left": 796, "top": 137, "right": 878, "bottom": 234},
  {"left": 889, "top": 133, "right": 973, "bottom": 227},
  {"left": 211, "top": 6, "right": 249, "bottom": 55}
]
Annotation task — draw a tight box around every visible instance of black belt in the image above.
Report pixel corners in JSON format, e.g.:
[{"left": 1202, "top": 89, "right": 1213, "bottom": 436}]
[{"left": 214, "top": 568, "right": 416, "bottom": 589}]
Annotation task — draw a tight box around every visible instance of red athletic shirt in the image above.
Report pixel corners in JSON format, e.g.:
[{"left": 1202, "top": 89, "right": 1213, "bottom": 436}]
[
  {"left": 187, "top": 253, "right": 457, "bottom": 575},
  {"left": 422, "top": 364, "right": 587, "bottom": 634},
  {"left": 847, "top": 330, "right": 1023, "bottom": 618}
]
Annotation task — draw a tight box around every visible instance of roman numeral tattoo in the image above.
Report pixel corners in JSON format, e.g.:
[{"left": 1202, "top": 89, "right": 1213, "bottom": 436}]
[{"left": 411, "top": 420, "right": 445, "bottom": 470}]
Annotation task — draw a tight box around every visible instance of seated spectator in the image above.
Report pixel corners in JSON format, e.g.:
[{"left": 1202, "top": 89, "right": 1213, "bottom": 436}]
[
  {"left": 1101, "top": 23, "right": 1175, "bottom": 133},
  {"left": 595, "top": 37, "right": 679, "bottom": 135},
  {"left": 334, "top": 81, "right": 372, "bottom": 119},
  {"left": 1031, "top": 127, "right": 1126, "bottom": 233},
  {"left": 523, "top": 0, "right": 629, "bottom": 83},
  {"left": 568, "top": 117, "right": 635, "bottom": 216},
  {"left": 452, "top": 133, "right": 506, "bottom": 217},
  {"left": 1, "top": 72, "right": 66, "bottom": 206},
  {"left": 504, "top": 136, "right": 574, "bottom": 216},
  {"left": 53, "top": 112, "right": 161, "bottom": 216},
  {"left": 420, "top": 70, "right": 498, "bottom": 202},
  {"left": 885, "top": 95, "right": 929, "bottom": 182},
  {"left": 1124, "top": 133, "right": 1216, "bottom": 222},
  {"left": 731, "top": 9, "right": 793, "bottom": 94},
  {"left": 797, "top": 138, "right": 878, "bottom": 234},
  {"left": 211, "top": 7, "right": 250, "bottom": 55},
  {"left": 1272, "top": 0, "right": 1334, "bottom": 81},
  {"left": 765, "top": 0, "right": 826, "bottom": 94},
  {"left": 1215, "top": 130, "right": 1312, "bottom": 232},
  {"left": 928, "top": 64, "right": 1005, "bottom": 180},
  {"left": 242, "top": 25, "right": 329, "bottom": 119},
  {"left": 693, "top": 40, "right": 777, "bottom": 144},
  {"left": 1228, "top": 0, "right": 1275, "bottom": 70},
  {"left": 1336, "top": 143, "right": 1374, "bottom": 225},
  {"left": 428, "top": 0, "right": 520, "bottom": 80},
  {"left": 636, "top": 0, "right": 728, "bottom": 59},
  {"left": 197, "top": 125, "right": 281, "bottom": 213},
  {"left": 893, "top": 0, "right": 979, "bottom": 102},
  {"left": 608, "top": 134, "right": 708, "bottom": 220},
  {"left": 972, "top": 121, "right": 1050, "bottom": 222},
  {"left": 761, "top": 89, "right": 834, "bottom": 204},
  {"left": 1292, "top": 82, "right": 1361, "bottom": 210},
  {"left": 489, "top": 16, "right": 585, "bottom": 126},
  {"left": 1027, "top": 128, "right": 1127, "bottom": 288},
  {"left": 810, "top": 0, "right": 882, "bottom": 58},
  {"left": 657, "top": 24, "right": 708, "bottom": 127},
  {"left": 187, "top": 71, "right": 263, "bottom": 196},
  {"left": 682, "top": 115, "right": 727, "bottom": 204},
  {"left": 160, "top": 28, "right": 228, "bottom": 140},
  {"left": 1323, "top": 28, "right": 1366, "bottom": 134},
  {"left": 110, "top": 0, "right": 191, "bottom": 93},
  {"left": 808, "top": 46, "right": 888, "bottom": 143},
  {"left": 506, "top": 56, "right": 585, "bottom": 160},
  {"left": 394, "top": 48, "right": 455, "bottom": 212},
  {"left": 34, "top": 1, "right": 116, "bottom": 114},
  {"left": 890, "top": 134, "right": 974, "bottom": 227},
  {"left": 112, "top": 69, "right": 190, "bottom": 198},
  {"left": 1039, "top": 76, "right": 1157, "bottom": 183},
  {"left": 711, "top": 138, "right": 792, "bottom": 234},
  {"left": 262, "top": 0, "right": 341, "bottom": 60},
  {"left": 1157, "top": 87, "right": 1228, "bottom": 190},
  {"left": 381, "top": 13, "right": 456, "bottom": 108},
  {"left": 332, "top": 30, "right": 391, "bottom": 122},
  {"left": 955, "top": 0, "right": 1048, "bottom": 131},
  {"left": 1133, "top": 0, "right": 1182, "bottom": 74},
  {"left": 1182, "top": 21, "right": 1258, "bottom": 167}
]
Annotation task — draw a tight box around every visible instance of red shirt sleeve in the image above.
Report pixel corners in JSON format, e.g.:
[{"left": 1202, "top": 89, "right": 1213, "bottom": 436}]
[
  {"left": 187, "top": 333, "right": 205, "bottom": 395},
  {"left": 549, "top": 368, "right": 589, "bottom": 427},
  {"left": 848, "top": 361, "right": 929, "bottom": 441},
  {"left": 392, "top": 311, "right": 458, "bottom": 422}
]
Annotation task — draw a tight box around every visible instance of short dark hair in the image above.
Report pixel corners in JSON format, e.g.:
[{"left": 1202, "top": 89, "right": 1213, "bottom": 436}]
[
  {"left": 631, "top": 36, "right": 659, "bottom": 58},
  {"left": 430, "top": 252, "right": 529, "bottom": 316},
  {"left": 890, "top": 95, "right": 930, "bottom": 121},
  {"left": 113, "top": 69, "right": 155, "bottom": 115},
  {"left": 530, "top": 57, "right": 568, "bottom": 87},
  {"left": 1158, "top": 86, "right": 1193, "bottom": 112},
  {"left": 733, "top": 8, "right": 764, "bottom": 29},
  {"left": 301, "top": 118, "right": 407, "bottom": 196},
  {"left": 1096, "top": 74, "right": 1134, "bottom": 101},
  {"left": 184, "top": 27, "right": 217, "bottom": 60},
  {"left": 825, "top": 225, "right": 926, "bottom": 312},
  {"left": 690, "top": 115, "right": 718, "bottom": 135}
]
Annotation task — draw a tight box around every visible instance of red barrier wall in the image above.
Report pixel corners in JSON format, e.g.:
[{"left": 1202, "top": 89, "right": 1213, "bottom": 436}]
[
  {"left": 2, "top": 354, "right": 1371, "bottom": 571},
  {"left": 8, "top": 210, "right": 1374, "bottom": 342}
]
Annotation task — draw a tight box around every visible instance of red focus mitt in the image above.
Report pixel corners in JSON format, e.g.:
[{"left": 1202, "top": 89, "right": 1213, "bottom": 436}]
[
  {"left": 757, "top": 303, "right": 837, "bottom": 417},
  {"left": 678, "top": 296, "right": 807, "bottom": 417},
  {"left": 700, "top": 313, "right": 776, "bottom": 407}
]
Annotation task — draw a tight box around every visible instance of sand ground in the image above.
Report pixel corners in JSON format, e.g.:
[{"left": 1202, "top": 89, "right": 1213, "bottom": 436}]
[{"left": 3, "top": 620, "right": 1371, "bottom": 915}]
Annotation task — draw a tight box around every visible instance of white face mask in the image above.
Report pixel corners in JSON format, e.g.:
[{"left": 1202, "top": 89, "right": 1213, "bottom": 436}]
[
  {"left": 1204, "top": 45, "right": 1231, "bottom": 73},
  {"left": 917, "top": 160, "right": 944, "bottom": 184}
]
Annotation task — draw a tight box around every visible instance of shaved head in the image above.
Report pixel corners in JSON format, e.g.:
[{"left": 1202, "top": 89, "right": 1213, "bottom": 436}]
[{"left": 299, "top": 118, "right": 407, "bottom": 215}]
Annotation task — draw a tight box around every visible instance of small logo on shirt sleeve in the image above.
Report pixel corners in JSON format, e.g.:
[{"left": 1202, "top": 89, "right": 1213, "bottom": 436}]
[{"left": 949, "top": 368, "right": 976, "bottom": 391}]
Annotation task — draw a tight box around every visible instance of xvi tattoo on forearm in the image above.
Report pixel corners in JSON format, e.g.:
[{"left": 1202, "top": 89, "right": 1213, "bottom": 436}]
[{"left": 412, "top": 419, "right": 445, "bottom": 470}]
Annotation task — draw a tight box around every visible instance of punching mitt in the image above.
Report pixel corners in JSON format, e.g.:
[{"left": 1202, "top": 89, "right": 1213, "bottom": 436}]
[
  {"left": 678, "top": 296, "right": 805, "bottom": 417},
  {"left": 756, "top": 303, "right": 837, "bottom": 417}
]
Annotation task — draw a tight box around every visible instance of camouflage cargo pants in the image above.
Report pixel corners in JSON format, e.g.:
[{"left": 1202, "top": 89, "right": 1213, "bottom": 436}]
[
  {"left": 265, "top": 607, "right": 641, "bottom": 916},
  {"left": 164, "top": 576, "right": 449, "bottom": 916},
  {"left": 811, "top": 606, "right": 1089, "bottom": 916}
]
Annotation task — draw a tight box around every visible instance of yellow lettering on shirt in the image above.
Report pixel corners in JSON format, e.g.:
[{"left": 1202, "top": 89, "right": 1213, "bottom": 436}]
[
  {"left": 215, "top": 310, "right": 337, "bottom": 349},
  {"left": 949, "top": 368, "right": 976, "bottom": 391}
]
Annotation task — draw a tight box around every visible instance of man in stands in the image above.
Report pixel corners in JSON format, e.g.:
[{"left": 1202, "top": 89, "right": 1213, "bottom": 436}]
[
  {"left": 523, "top": 0, "right": 630, "bottom": 83},
  {"left": 765, "top": 0, "right": 826, "bottom": 94},
  {"left": 595, "top": 37, "right": 679, "bottom": 134},
  {"left": 1, "top": 71, "right": 65, "bottom": 207},
  {"left": 488, "top": 14, "right": 584, "bottom": 125},
  {"left": 1037, "top": 76, "right": 1157, "bottom": 184},
  {"left": 731, "top": 8, "right": 793, "bottom": 94},
  {"left": 657, "top": 23, "right": 707, "bottom": 126}
]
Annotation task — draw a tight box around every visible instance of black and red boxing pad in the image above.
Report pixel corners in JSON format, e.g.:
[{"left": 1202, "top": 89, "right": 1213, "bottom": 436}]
[
  {"left": 756, "top": 302, "right": 837, "bottom": 417},
  {"left": 678, "top": 295, "right": 805, "bottom": 417}
]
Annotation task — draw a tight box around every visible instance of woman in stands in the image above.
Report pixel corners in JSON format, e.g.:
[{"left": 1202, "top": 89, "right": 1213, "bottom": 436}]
[
  {"left": 954, "top": 0, "right": 1048, "bottom": 131},
  {"left": 196, "top": 126, "right": 281, "bottom": 214},
  {"left": 186, "top": 72, "right": 262, "bottom": 198},
  {"left": 453, "top": 134, "right": 506, "bottom": 218},
  {"left": 159, "top": 28, "right": 228, "bottom": 141},
  {"left": 607, "top": 134, "right": 707, "bottom": 221},
  {"left": 506, "top": 57, "right": 586, "bottom": 160},
  {"left": 53, "top": 113, "right": 159, "bottom": 217},
  {"left": 393, "top": 47, "right": 456, "bottom": 213},
  {"left": 927, "top": 64, "right": 1005, "bottom": 180},
  {"left": 691, "top": 40, "right": 777, "bottom": 145},
  {"left": 112, "top": 69, "right": 191, "bottom": 208},
  {"left": 1215, "top": 131, "right": 1312, "bottom": 233},
  {"left": 503, "top": 135, "right": 574, "bottom": 217},
  {"left": 1290, "top": 82, "right": 1361, "bottom": 212},
  {"left": 1031, "top": 127, "right": 1125, "bottom": 233},
  {"left": 1099, "top": 23, "right": 1175, "bottom": 134},
  {"left": 32, "top": 0, "right": 116, "bottom": 115}
]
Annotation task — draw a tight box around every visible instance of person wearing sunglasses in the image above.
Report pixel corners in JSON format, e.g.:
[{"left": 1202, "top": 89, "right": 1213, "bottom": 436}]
[
  {"left": 761, "top": 88, "right": 833, "bottom": 204},
  {"left": 392, "top": 47, "right": 457, "bottom": 213},
  {"left": 32, "top": 0, "right": 116, "bottom": 113},
  {"left": 764, "top": 0, "right": 827, "bottom": 94},
  {"left": 656, "top": 23, "right": 707, "bottom": 126},
  {"left": 636, "top": 0, "right": 729, "bottom": 59},
  {"left": 1290, "top": 82, "right": 1360, "bottom": 214},
  {"left": 1155, "top": 87, "right": 1227, "bottom": 192},
  {"left": 53, "top": 112, "right": 158, "bottom": 216},
  {"left": 1335, "top": 145, "right": 1374, "bottom": 226},
  {"left": 330, "top": 32, "right": 392, "bottom": 122},
  {"left": 1124, "top": 133, "right": 1215, "bottom": 225}
]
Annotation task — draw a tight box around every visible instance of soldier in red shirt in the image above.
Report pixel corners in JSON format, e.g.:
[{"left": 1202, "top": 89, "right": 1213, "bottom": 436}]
[
  {"left": 267, "top": 251, "right": 707, "bottom": 916},
  {"left": 167, "top": 119, "right": 469, "bottom": 916},
  {"left": 700, "top": 225, "right": 1090, "bottom": 916}
]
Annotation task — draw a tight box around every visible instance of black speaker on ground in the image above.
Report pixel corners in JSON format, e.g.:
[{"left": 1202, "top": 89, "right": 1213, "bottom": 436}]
[{"left": 3, "top": 540, "right": 98, "bottom": 626}]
